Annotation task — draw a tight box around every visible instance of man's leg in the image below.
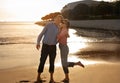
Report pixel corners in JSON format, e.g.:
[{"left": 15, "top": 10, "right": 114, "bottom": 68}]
[
  {"left": 49, "top": 45, "right": 56, "bottom": 82},
  {"left": 37, "top": 44, "right": 49, "bottom": 82}
]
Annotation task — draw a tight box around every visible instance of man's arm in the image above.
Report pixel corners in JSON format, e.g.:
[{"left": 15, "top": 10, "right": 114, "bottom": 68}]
[
  {"left": 36, "top": 24, "right": 48, "bottom": 50},
  {"left": 37, "top": 25, "right": 47, "bottom": 45}
]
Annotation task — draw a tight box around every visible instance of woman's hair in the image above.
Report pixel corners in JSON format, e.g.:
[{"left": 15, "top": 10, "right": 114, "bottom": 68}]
[{"left": 63, "top": 19, "right": 70, "bottom": 29}]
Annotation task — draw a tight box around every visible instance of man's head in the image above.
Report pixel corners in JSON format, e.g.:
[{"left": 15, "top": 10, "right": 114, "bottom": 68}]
[{"left": 54, "top": 14, "right": 64, "bottom": 25}]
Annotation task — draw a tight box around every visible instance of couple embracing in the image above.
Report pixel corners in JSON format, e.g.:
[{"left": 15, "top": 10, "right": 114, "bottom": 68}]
[{"left": 36, "top": 15, "right": 84, "bottom": 83}]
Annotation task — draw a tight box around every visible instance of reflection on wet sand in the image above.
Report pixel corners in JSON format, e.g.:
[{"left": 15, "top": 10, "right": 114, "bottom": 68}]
[
  {"left": 68, "top": 29, "right": 88, "bottom": 54},
  {"left": 67, "top": 29, "right": 120, "bottom": 64}
]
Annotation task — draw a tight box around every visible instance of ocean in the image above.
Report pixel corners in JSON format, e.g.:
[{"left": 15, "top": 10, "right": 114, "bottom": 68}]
[{"left": 0, "top": 22, "right": 120, "bottom": 69}]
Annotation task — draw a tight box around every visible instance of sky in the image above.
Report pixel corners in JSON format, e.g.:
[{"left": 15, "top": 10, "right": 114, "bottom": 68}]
[{"left": 0, "top": 0, "right": 112, "bottom": 22}]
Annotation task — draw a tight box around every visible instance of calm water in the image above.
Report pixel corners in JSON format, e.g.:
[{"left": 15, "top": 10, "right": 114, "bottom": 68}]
[{"left": 0, "top": 22, "right": 120, "bottom": 69}]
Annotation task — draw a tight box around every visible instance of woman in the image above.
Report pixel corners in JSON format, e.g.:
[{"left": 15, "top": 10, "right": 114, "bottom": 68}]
[{"left": 57, "top": 19, "right": 85, "bottom": 82}]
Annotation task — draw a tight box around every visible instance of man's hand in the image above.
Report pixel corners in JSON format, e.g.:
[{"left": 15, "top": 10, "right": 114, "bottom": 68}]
[{"left": 36, "top": 44, "right": 40, "bottom": 50}]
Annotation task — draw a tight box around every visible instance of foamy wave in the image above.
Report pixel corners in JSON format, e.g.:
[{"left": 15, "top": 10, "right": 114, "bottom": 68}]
[
  {"left": 0, "top": 42, "right": 35, "bottom": 45},
  {"left": 73, "top": 27, "right": 120, "bottom": 42},
  {"left": 0, "top": 37, "right": 35, "bottom": 45}
]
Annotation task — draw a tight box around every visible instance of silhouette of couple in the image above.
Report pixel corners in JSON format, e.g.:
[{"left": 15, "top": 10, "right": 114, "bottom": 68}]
[{"left": 36, "top": 15, "right": 84, "bottom": 83}]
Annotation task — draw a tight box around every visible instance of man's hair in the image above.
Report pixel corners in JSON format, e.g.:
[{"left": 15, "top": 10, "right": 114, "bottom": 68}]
[{"left": 54, "top": 14, "right": 63, "bottom": 20}]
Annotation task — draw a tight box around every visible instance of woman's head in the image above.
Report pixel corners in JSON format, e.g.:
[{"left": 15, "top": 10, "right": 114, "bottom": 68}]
[{"left": 62, "top": 19, "right": 70, "bottom": 29}]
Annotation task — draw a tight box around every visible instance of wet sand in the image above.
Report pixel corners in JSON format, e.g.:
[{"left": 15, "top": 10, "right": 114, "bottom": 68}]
[{"left": 0, "top": 44, "right": 120, "bottom": 83}]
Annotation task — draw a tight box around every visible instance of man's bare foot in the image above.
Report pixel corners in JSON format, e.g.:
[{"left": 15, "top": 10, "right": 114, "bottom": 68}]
[
  {"left": 35, "top": 79, "right": 46, "bottom": 83},
  {"left": 76, "top": 61, "right": 85, "bottom": 68},
  {"left": 49, "top": 79, "right": 56, "bottom": 83}
]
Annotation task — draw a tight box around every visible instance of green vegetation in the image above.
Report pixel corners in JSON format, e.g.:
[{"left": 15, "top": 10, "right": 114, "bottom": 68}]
[
  {"left": 35, "top": 12, "right": 61, "bottom": 26},
  {"left": 41, "top": 12, "right": 61, "bottom": 20},
  {"left": 62, "top": 1, "right": 120, "bottom": 20}
]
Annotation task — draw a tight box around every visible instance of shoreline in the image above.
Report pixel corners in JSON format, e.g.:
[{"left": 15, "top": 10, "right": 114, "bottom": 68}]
[
  {"left": 70, "top": 20, "right": 120, "bottom": 30},
  {"left": 0, "top": 41, "right": 120, "bottom": 70},
  {"left": 35, "top": 19, "right": 120, "bottom": 30}
]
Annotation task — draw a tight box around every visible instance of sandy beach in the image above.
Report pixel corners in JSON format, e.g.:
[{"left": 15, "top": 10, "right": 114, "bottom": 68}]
[
  {"left": 0, "top": 62, "right": 120, "bottom": 83},
  {"left": 0, "top": 44, "right": 120, "bottom": 83},
  {"left": 0, "top": 23, "right": 120, "bottom": 83},
  {"left": 0, "top": 0, "right": 120, "bottom": 82}
]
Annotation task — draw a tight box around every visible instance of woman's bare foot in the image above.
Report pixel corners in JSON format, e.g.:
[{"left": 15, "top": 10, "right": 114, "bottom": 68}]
[
  {"left": 61, "top": 78, "right": 69, "bottom": 83},
  {"left": 49, "top": 79, "right": 56, "bottom": 83},
  {"left": 76, "top": 61, "right": 85, "bottom": 68}
]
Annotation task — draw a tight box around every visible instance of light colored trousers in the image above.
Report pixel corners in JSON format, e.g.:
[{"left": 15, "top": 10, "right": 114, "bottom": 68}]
[{"left": 59, "top": 44, "right": 75, "bottom": 74}]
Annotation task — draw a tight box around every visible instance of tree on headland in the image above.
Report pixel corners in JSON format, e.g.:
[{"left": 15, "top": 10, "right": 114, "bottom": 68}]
[
  {"left": 61, "top": 9, "right": 73, "bottom": 19},
  {"left": 61, "top": 1, "right": 120, "bottom": 20},
  {"left": 72, "top": 3, "right": 90, "bottom": 20},
  {"left": 114, "top": 1, "right": 120, "bottom": 16},
  {"left": 41, "top": 12, "right": 61, "bottom": 20},
  {"left": 96, "top": 1, "right": 113, "bottom": 16},
  {"left": 35, "top": 12, "right": 61, "bottom": 26}
]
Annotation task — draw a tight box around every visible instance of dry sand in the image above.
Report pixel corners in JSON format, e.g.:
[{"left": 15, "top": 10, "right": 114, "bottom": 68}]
[{"left": 0, "top": 63, "right": 120, "bottom": 83}]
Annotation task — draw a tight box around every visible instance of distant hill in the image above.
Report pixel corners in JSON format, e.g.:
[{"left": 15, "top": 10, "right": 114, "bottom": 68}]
[
  {"left": 61, "top": 0, "right": 120, "bottom": 20},
  {"left": 61, "top": 0, "right": 99, "bottom": 13}
]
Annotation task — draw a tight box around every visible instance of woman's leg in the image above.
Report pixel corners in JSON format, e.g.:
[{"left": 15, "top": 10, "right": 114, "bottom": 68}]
[
  {"left": 74, "top": 61, "right": 85, "bottom": 68},
  {"left": 67, "top": 61, "right": 85, "bottom": 68},
  {"left": 59, "top": 44, "right": 69, "bottom": 80}
]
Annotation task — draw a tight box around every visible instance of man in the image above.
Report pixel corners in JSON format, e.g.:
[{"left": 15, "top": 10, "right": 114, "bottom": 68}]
[{"left": 36, "top": 15, "right": 63, "bottom": 83}]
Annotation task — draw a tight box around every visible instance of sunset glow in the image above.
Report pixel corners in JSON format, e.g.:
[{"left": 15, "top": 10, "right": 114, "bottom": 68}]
[
  {"left": 1, "top": 0, "right": 56, "bottom": 21},
  {"left": 68, "top": 29, "right": 88, "bottom": 53},
  {"left": 0, "top": 0, "right": 114, "bottom": 21}
]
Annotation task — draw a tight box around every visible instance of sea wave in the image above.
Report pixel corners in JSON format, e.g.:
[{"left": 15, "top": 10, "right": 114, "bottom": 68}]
[
  {"left": 70, "top": 20, "right": 120, "bottom": 30},
  {"left": 0, "top": 37, "right": 36, "bottom": 45},
  {"left": 73, "top": 27, "right": 120, "bottom": 42}
]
